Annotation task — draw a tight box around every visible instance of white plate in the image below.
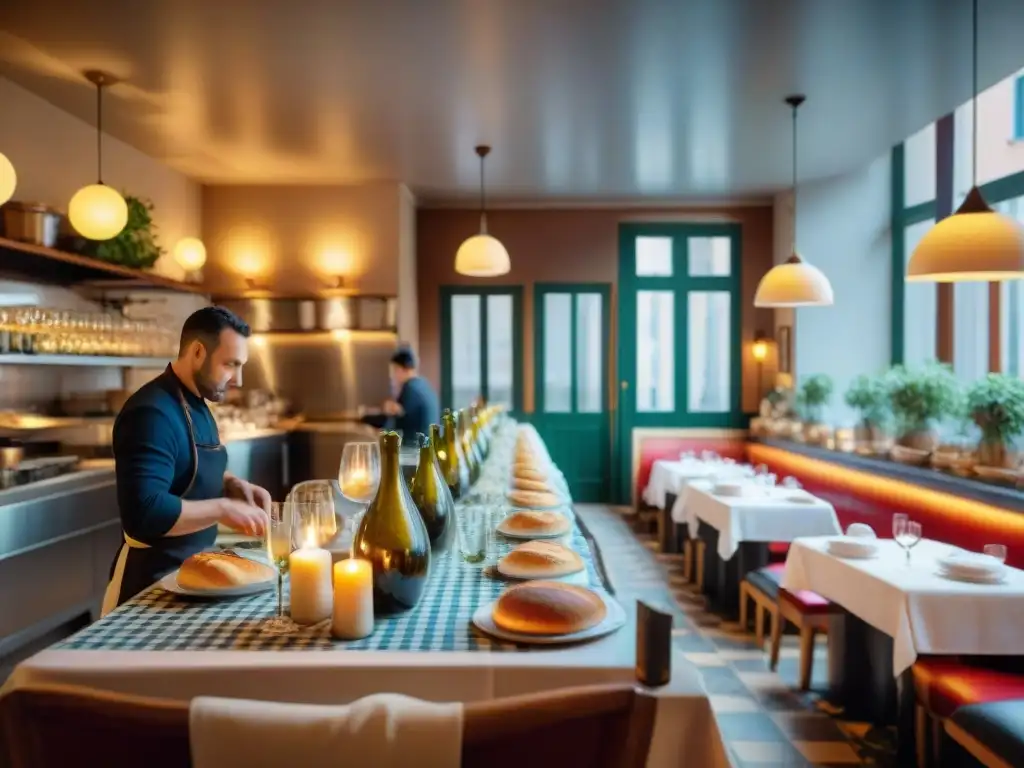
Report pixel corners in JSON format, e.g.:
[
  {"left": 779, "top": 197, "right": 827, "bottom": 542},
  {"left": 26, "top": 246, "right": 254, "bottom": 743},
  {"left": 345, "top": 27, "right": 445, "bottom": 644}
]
[
  {"left": 937, "top": 568, "right": 1007, "bottom": 585},
  {"left": 496, "top": 520, "right": 571, "bottom": 540},
  {"left": 497, "top": 558, "right": 585, "bottom": 581},
  {"left": 494, "top": 566, "right": 590, "bottom": 586},
  {"left": 471, "top": 592, "right": 626, "bottom": 645},
  {"left": 158, "top": 570, "right": 276, "bottom": 598},
  {"left": 506, "top": 497, "right": 571, "bottom": 511}
]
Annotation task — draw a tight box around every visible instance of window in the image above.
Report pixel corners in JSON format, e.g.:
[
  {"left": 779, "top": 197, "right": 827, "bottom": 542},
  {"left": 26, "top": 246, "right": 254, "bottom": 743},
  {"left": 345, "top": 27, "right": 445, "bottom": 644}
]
[
  {"left": 441, "top": 287, "right": 522, "bottom": 411},
  {"left": 997, "top": 196, "right": 1024, "bottom": 377},
  {"left": 904, "top": 123, "right": 936, "bottom": 207},
  {"left": 635, "top": 290, "right": 674, "bottom": 412},
  {"left": 954, "top": 68, "right": 1024, "bottom": 206},
  {"left": 687, "top": 236, "right": 731, "bottom": 276},
  {"left": 575, "top": 293, "right": 604, "bottom": 413},
  {"left": 635, "top": 236, "right": 673, "bottom": 276},
  {"left": 952, "top": 282, "right": 989, "bottom": 384},
  {"left": 537, "top": 288, "right": 606, "bottom": 414},
  {"left": 687, "top": 291, "right": 731, "bottom": 412},
  {"left": 542, "top": 293, "right": 572, "bottom": 412},
  {"left": 903, "top": 219, "right": 937, "bottom": 366}
]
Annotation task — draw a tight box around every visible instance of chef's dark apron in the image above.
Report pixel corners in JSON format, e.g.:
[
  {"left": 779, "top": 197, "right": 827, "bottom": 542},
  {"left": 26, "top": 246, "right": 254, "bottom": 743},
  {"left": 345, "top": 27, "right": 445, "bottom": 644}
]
[{"left": 101, "top": 379, "right": 227, "bottom": 615}]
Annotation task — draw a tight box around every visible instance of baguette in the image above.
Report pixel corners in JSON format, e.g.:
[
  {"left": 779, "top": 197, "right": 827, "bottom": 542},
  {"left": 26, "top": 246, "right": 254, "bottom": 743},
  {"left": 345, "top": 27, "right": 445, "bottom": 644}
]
[
  {"left": 493, "top": 581, "right": 606, "bottom": 635},
  {"left": 178, "top": 551, "right": 276, "bottom": 590}
]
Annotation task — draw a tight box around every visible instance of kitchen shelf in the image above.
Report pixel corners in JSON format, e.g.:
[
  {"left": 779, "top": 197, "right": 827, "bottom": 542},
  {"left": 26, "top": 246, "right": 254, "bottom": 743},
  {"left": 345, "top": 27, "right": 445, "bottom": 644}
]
[
  {"left": 0, "top": 354, "right": 168, "bottom": 368},
  {"left": 0, "top": 236, "right": 207, "bottom": 294}
]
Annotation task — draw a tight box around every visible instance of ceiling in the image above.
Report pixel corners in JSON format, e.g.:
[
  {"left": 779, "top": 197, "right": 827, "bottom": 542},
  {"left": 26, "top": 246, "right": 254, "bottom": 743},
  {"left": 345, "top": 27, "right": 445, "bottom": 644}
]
[{"left": 1, "top": 0, "right": 1023, "bottom": 203}]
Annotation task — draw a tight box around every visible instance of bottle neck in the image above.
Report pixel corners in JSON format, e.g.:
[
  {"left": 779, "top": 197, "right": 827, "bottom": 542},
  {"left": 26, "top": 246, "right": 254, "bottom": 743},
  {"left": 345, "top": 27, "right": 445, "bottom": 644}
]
[{"left": 378, "top": 436, "right": 402, "bottom": 493}]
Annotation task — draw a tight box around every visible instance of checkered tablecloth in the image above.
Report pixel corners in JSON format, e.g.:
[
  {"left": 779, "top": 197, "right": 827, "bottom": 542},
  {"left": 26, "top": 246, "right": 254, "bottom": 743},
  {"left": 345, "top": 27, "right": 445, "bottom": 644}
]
[{"left": 57, "top": 505, "right": 607, "bottom": 653}]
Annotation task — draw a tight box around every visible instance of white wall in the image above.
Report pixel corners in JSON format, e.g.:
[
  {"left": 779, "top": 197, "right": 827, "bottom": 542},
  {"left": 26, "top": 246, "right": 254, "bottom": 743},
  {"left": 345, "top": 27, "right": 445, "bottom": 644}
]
[
  {"left": 397, "top": 184, "right": 419, "bottom": 350},
  {"left": 0, "top": 76, "right": 202, "bottom": 280},
  {"left": 780, "top": 151, "right": 893, "bottom": 425}
]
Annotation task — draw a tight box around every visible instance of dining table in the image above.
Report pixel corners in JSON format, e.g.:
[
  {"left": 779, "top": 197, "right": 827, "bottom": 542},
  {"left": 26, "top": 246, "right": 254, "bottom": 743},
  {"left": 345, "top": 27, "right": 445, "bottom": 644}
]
[{"left": 1, "top": 422, "right": 729, "bottom": 768}]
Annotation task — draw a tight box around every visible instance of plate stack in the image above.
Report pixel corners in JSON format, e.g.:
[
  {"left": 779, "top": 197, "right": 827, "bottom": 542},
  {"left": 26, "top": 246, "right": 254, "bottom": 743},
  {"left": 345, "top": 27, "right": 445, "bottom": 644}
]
[
  {"left": 937, "top": 552, "right": 1006, "bottom": 584},
  {"left": 713, "top": 481, "right": 752, "bottom": 498},
  {"left": 826, "top": 536, "right": 878, "bottom": 559}
]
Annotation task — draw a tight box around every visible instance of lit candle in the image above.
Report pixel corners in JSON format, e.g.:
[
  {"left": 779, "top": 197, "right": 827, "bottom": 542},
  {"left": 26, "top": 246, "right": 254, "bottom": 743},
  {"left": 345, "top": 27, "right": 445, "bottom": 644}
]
[
  {"left": 332, "top": 558, "right": 374, "bottom": 640},
  {"left": 289, "top": 527, "right": 333, "bottom": 625},
  {"left": 342, "top": 468, "right": 374, "bottom": 502}
]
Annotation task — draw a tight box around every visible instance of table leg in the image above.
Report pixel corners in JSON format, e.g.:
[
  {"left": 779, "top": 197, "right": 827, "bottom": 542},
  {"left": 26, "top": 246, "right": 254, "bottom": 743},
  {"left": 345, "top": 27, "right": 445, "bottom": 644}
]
[
  {"left": 697, "top": 522, "right": 719, "bottom": 602},
  {"left": 713, "top": 542, "right": 768, "bottom": 621},
  {"left": 660, "top": 493, "right": 679, "bottom": 554}
]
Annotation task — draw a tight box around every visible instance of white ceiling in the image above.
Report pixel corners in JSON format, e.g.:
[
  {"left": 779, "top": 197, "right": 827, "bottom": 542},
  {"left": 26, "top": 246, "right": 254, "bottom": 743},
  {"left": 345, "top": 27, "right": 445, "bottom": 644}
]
[{"left": 1, "top": 0, "right": 1023, "bottom": 202}]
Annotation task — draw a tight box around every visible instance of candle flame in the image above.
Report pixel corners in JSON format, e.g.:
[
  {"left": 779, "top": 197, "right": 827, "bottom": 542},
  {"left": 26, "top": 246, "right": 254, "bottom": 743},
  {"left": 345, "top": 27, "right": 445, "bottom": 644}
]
[{"left": 305, "top": 525, "right": 317, "bottom": 548}]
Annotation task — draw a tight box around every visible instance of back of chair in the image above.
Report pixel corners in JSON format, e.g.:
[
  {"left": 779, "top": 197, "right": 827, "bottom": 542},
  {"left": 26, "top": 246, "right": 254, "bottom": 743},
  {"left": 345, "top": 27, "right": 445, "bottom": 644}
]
[
  {"left": 0, "top": 683, "right": 656, "bottom": 768},
  {"left": 462, "top": 685, "right": 657, "bottom": 768},
  {"left": 0, "top": 685, "right": 190, "bottom": 768}
]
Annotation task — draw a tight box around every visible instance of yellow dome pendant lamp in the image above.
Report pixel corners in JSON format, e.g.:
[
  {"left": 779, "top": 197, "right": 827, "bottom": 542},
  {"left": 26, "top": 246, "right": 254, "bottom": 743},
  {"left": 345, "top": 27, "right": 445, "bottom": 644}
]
[
  {"left": 907, "top": 0, "right": 1024, "bottom": 282},
  {"left": 454, "top": 145, "right": 510, "bottom": 277},
  {"left": 754, "top": 95, "right": 834, "bottom": 308},
  {"left": 68, "top": 71, "right": 128, "bottom": 242}
]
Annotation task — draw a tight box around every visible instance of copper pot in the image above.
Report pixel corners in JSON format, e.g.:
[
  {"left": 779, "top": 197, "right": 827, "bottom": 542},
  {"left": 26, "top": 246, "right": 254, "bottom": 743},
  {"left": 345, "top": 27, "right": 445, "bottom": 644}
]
[{"left": 2, "top": 202, "right": 62, "bottom": 247}]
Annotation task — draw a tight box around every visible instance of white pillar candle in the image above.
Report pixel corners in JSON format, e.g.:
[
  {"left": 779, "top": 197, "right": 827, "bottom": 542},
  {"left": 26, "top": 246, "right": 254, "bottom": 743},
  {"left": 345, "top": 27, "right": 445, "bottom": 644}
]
[
  {"left": 289, "top": 529, "right": 333, "bottom": 625},
  {"left": 332, "top": 558, "right": 374, "bottom": 640}
]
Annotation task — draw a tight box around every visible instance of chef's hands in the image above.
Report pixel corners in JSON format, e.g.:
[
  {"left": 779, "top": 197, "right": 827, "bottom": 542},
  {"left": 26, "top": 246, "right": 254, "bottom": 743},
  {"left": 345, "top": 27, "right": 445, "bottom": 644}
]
[
  {"left": 383, "top": 399, "right": 404, "bottom": 416},
  {"left": 218, "top": 499, "right": 270, "bottom": 537},
  {"left": 224, "top": 474, "right": 272, "bottom": 513}
]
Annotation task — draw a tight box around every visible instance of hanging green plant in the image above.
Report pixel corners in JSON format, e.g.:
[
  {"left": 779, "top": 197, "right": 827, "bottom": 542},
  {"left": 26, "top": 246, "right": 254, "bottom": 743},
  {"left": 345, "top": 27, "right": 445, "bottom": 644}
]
[{"left": 92, "top": 195, "right": 164, "bottom": 269}]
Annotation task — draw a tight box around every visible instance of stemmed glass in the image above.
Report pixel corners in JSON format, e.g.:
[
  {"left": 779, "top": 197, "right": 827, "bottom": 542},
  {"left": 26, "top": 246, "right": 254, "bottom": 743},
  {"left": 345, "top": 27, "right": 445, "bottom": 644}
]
[
  {"left": 339, "top": 442, "right": 381, "bottom": 535},
  {"left": 261, "top": 502, "right": 300, "bottom": 636},
  {"left": 893, "top": 516, "right": 922, "bottom": 564},
  {"left": 984, "top": 544, "right": 1008, "bottom": 564},
  {"left": 289, "top": 481, "right": 338, "bottom": 545}
]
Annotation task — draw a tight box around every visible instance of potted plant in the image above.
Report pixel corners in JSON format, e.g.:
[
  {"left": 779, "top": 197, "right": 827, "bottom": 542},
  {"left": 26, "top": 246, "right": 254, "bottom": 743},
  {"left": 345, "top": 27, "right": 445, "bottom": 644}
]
[
  {"left": 965, "top": 373, "right": 1024, "bottom": 468},
  {"left": 798, "top": 374, "right": 833, "bottom": 444},
  {"left": 93, "top": 195, "right": 164, "bottom": 269},
  {"left": 885, "top": 363, "right": 960, "bottom": 452},
  {"left": 844, "top": 373, "right": 891, "bottom": 452}
]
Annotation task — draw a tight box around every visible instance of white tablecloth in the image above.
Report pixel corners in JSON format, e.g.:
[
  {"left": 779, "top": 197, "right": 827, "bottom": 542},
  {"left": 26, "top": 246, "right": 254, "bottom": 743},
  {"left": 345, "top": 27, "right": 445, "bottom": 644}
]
[
  {"left": 643, "top": 460, "right": 748, "bottom": 509},
  {"left": 674, "top": 484, "right": 841, "bottom": 560},
  {"left": 783, "top": 537, "right": 1024, "bottom": 675}
]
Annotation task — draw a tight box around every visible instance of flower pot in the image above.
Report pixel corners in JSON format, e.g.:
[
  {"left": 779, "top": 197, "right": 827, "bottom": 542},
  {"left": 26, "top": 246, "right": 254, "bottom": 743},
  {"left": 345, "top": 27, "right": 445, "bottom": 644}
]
[
  {"left": 976, "top": 439, "right": 1019, "bottom": 469},
  {"left": 854, "top": 422, "right": 887, "bottom": 454},
  {"left": 897, "top": 429, "right": 938, "bottom": 452}
]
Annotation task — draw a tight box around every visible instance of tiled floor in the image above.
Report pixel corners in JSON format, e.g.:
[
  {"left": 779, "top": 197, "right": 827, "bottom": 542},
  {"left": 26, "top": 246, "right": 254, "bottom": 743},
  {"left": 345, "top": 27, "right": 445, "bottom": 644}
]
[{"left": 576, "top": 504, "right": 897, "bottom": 768}]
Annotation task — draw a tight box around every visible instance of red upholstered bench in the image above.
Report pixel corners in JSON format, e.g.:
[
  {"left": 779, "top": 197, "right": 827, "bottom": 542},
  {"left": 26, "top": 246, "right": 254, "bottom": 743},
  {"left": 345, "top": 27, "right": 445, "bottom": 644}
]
[
  {"left": 739, "top": 565, "right": 835, "bottom": 691},
  {"left": 913, "top": 658, "right": 1024, "bottom": 765},
  {"left": 767, "top": 542, "right": 790, "bottom": 563}
]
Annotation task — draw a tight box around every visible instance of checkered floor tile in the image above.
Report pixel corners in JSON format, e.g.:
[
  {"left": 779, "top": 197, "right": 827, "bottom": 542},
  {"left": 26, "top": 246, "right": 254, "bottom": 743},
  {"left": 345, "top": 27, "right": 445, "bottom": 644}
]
[{"left": 574, "top": 505, "right": 898, "bottom": 768}]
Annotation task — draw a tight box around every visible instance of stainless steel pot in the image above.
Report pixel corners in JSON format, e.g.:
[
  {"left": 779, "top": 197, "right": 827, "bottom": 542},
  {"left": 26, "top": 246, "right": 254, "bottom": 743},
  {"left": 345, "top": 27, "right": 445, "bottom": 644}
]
[
  {"left": 0, "top": 443, "right": 24, "bottom": 469},
  {"left": 2, "top": 202, "right": 62, "bottom": 247}
]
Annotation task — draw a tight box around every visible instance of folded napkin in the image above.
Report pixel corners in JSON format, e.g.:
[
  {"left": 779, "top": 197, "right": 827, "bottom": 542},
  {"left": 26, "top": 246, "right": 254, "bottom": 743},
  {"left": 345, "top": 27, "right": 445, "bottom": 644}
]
[
  {"left": 190, "top": 693, "right": 463, "bottom": 768},
  {"left": 846, "top": 523, "right": 876, "bottom": 538},
  {"left": 938, "top": 552, "right": 1004, "bottom": 575}
]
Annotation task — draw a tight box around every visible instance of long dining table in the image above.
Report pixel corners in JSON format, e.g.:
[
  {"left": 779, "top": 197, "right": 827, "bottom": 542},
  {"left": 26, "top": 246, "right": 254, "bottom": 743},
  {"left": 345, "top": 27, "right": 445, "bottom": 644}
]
[{"left": 2, "top": 422, "right": 728, "bottom": 767}]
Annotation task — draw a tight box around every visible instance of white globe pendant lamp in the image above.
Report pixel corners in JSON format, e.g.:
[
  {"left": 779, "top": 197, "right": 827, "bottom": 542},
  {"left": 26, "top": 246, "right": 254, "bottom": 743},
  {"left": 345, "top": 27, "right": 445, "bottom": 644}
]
[
  {"left": 754, "top": 95, "right": 834, "bottom": 308},
  {"left": 455, "top": 145, "right": 510, "bottom": 277},
  {"left": 906, "top": 0, "right": 1024, "bottom": 283},
  {"left": 0, "top": 151, "right": 16, "bottom": 206},
  {"left": 69, "top": 71, "right": 128, "bottom": 242}
]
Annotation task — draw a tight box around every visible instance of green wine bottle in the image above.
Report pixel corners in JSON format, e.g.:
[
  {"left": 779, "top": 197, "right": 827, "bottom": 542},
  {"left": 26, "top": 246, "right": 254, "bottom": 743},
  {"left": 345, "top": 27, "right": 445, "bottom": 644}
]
[
  {"left": 352, "top": 431, "right": 431, "bottom": 614},
  {"left": 458, "top": 409, "right": 480, "bottom": 484},
  {"left": 408, "top": 429, "right": 456, "bottom": 552},
  {"left": 439, "top": 409, "right": 469, "bottom": 499},
  {"left": 470, "top": 404, "right": 488, "bottom": 458}
]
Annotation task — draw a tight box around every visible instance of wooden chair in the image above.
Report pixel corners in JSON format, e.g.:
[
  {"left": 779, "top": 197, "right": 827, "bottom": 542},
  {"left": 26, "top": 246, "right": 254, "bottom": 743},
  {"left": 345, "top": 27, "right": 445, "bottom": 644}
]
[
  {"left": 0, "top": 683, "right": 658, "bottom": 768},
  {"left": 738, "top": 565, "right": 784, "bottom": 648},
  {"left": 768, "top": 588, "right": 835, "bottom": 691}
]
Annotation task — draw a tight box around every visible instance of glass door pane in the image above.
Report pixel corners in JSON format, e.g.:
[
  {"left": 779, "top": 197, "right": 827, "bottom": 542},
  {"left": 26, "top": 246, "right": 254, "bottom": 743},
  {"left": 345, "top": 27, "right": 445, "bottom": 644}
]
[
  {"left": 636, "top": 290, "right": 674, "bottom": 412},
  {"left": 486, "top": 294, "right": 514, "bottom": 408},
  {"left": 542, "top": 293, "right": 573, "bottom": 412},
  {"left": 687, "top": 292, "right": 731, "bottom": 412},
  {"left": 450, "top": 295, "right": 482, "bottom": 409},
  {"left": 903, "top": 220, "right": 937, "bottom": 366},
  {"left": 576, "top": 293, "right": 603, "bottom": 413}
]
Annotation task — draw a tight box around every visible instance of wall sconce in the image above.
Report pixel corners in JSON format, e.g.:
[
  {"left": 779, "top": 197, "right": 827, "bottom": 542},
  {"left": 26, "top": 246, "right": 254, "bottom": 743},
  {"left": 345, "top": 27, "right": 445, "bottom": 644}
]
[
  {"left": 173, "top": 237, "right": 206, "bottom": 284},
  {"left": 752, "top": 332, "right": 772, "bottom": 403},
  {"left": 244, "top": 277, "right": 269, "bottom": 294}
]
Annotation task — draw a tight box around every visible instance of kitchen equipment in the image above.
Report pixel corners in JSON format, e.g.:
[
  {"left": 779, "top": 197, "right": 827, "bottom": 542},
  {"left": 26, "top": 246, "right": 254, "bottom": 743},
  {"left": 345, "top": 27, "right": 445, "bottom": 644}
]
[
  {"left": 2, "top": 202, "right": 62, "bottom": 247},
  {"left": 0, "top": 454, "right": 79, "bottom": 489},
  {"left": 0, "top": 438, "right": 24, "bottom": 469}
]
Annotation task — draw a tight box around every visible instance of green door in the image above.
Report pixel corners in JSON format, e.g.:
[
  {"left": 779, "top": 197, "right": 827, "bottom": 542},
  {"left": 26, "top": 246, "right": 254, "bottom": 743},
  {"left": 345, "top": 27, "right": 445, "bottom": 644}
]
[
  {"left": 533, "top": 283, "right": 611, "bottom": 503},
  {"left": 615, "top": 224, "right": 744, "bottom": 504}
]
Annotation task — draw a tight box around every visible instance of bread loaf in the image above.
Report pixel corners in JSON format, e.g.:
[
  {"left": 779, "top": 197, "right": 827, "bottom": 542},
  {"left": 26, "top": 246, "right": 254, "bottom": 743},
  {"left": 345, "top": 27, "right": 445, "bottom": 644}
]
[
  {"left": 510, "top": 475, "right": 554, "bottom": 494},
  {"left": 507, "top": 488, "right": 563, "bottom": 509},
  {"left": 499, "top": 540, "right": 584, "bottom": 578},
  {"left": 493, "top": 581, "right": 606, "bottom": 635},
  {"left": 512, "top": 466, "right": 550, "bottom": 483},
  {"left": 502, "top": 509, "right": 568, "bottom": 535},
  {"left": 178, "top": 551, "right": 276, "bottom": 590}
]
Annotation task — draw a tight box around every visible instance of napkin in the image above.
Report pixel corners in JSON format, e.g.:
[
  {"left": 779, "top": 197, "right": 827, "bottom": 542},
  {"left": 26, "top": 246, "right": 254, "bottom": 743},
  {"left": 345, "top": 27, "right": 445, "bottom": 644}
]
[
  {"left": 938, "top": 552, "right": 1004, "bottom": 576},
  {"left": 846, "top": 523, "right": 876, "bottom": 539},
  {"left": 190, "top": 693, "right": 463, "bottom": 768}
]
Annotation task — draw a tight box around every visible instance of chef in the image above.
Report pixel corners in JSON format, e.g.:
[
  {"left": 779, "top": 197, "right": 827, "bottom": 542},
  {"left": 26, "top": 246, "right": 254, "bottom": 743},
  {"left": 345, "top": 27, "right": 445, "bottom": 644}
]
[
  {"left": 361, "top": 346, "right": 440, "bottom": 438},
  {"left": 101, "top": 306, "right": 271, "bottom": 615}
]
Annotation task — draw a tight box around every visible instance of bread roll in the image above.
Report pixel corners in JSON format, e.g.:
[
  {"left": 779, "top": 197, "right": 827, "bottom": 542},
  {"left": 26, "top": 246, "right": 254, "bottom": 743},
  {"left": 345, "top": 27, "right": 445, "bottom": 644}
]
[
  {"left": 508, "top": 488, "right": 563, "bottom": 509},
  {"left": 513, "top": 466, "right": 549, "bottom": 483},
  {"left": 493, "top": 581, "right": 606, "bottom": 635},
  {"left": 510, "top": 475, "right": 554, "bottom": 494},
  {"left": 499, "top": 540, "right": 584, "bottom": 578},
  {"left": 178, "top": 551, "right": 276, "bottom": 590},
  {"left": 503, "top": 509, "right": 567, "bottom": 532}
]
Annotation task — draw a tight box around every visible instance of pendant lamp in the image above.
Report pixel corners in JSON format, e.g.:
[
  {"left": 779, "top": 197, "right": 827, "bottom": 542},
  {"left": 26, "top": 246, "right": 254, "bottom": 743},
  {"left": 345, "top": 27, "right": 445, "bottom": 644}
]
[
  {"left": 69, "top": 70, "right": 128, "bottom": 242},
  {"left": 0, "top": 152, "right": 16, "bottom": 206},
  {"left": 906, "top": 0, "right": 1024, "bottom": 282},
  {"left": 455, "top": 145, "right": 510, "bottom": 277},
  {"left": 754, "top": 95, "right": 834, "bottom": 308}
]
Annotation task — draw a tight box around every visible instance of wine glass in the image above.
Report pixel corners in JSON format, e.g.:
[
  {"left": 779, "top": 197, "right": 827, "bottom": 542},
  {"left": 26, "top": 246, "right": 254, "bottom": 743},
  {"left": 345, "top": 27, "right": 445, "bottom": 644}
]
[
  {"left": 261, "top": 502, "right": 300, "bottom": 636},
  {"left": 894, "top": 518, "right": 922, "bottom": 564},
  {"left": 289, "top": 481, "right": 338, "bottom": 545},
  {"left": 984, "top": 544, "right": 1008, "bottom": 564},
  {"left": 339, "top": 442, "right": 381, "bottom": 532},
  {"left": 892, "top": 513, "right": 909, "bottom": 540}
]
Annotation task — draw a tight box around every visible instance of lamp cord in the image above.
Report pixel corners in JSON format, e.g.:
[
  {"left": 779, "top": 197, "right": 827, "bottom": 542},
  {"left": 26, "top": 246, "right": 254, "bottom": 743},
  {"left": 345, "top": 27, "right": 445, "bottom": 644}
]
[
  {"left": 478, "top": 152, "right": 488, "bottom": 234},
  {"left": 971, "top": 0, "right": 978, "bottom": 187},
  {"left": 791, "top": 100, "right": 799, "bottom": 256},
  {"left": 96, "top": 81, "right": 103, "bottom": 185}
]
